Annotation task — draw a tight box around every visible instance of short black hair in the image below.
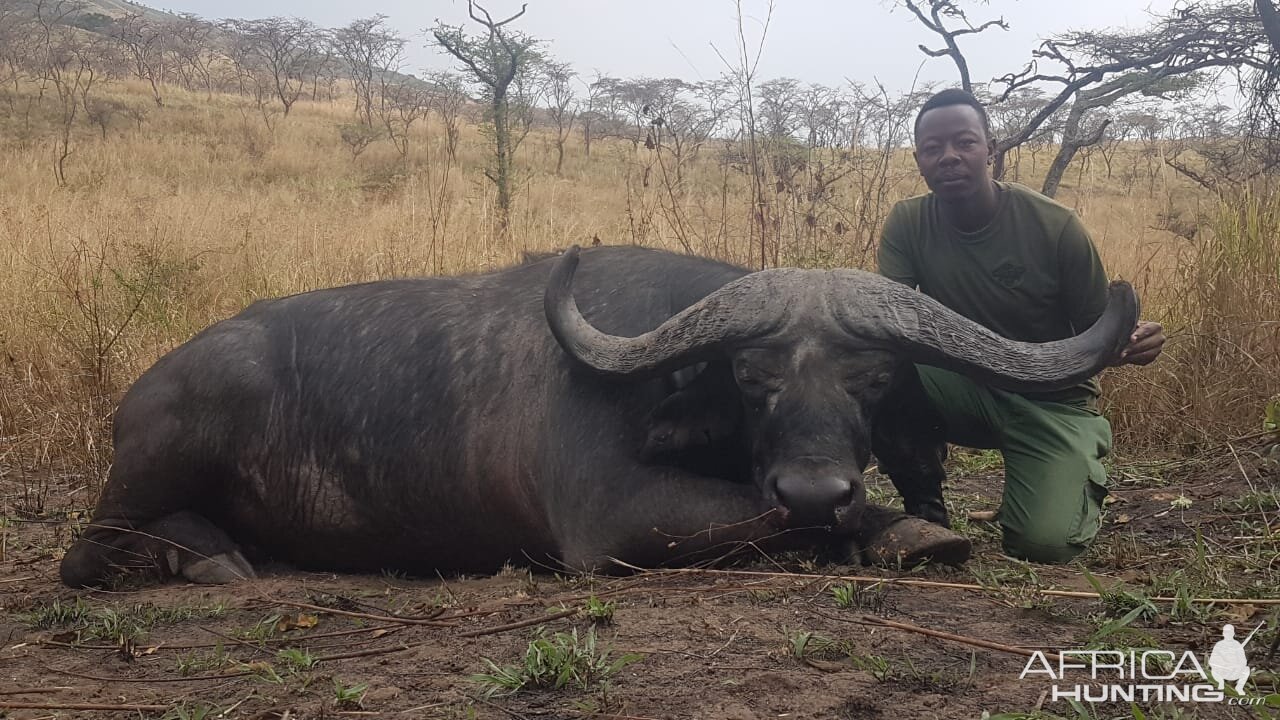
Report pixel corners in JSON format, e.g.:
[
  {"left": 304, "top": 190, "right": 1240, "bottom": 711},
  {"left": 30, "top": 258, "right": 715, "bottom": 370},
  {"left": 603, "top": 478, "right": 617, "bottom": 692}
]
[{"left": 913, "top": 88, "right": 993, "bottom": 141}]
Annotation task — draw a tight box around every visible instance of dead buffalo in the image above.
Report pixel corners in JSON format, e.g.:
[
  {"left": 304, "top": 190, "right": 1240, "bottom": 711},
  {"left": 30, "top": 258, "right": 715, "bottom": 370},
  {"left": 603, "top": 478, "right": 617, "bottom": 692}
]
[{"left": 60, "top": 245, "right": 1137, "bottom": 587}]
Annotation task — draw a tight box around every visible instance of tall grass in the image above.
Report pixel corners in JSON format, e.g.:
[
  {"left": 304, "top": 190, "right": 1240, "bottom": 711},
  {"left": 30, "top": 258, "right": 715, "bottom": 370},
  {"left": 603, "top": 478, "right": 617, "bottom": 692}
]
[
  {"left": 0, "top": 78, "right": 1274, "bottom": 509},
  {"left": 1105, "top": 190, "right": 1280, "bottom": 453}
]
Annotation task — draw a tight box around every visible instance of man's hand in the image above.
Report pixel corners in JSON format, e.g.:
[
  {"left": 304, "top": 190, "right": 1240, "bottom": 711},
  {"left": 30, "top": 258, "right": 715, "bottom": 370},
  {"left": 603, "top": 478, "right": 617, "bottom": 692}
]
[{"left": 1117, "top": 320, "right": 1165, "bottom": 366}]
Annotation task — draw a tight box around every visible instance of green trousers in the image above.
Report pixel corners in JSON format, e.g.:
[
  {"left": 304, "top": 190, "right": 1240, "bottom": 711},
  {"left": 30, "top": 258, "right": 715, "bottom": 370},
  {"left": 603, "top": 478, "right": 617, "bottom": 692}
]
[{"left": 917, "top": 366, "right": 1113, "bottom": 564}]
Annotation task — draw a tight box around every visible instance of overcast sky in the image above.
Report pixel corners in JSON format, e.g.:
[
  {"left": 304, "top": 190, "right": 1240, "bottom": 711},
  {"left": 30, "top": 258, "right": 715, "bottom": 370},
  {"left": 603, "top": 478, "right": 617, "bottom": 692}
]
[{"left": 147, "top": 0, "right": 1181, "bottom": 92}]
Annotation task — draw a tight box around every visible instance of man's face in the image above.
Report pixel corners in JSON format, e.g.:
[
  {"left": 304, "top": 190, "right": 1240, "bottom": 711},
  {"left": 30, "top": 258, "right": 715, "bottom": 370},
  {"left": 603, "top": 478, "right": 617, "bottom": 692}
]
[{"left": 913, "top": 104, "right": 995, "bottom": 203}]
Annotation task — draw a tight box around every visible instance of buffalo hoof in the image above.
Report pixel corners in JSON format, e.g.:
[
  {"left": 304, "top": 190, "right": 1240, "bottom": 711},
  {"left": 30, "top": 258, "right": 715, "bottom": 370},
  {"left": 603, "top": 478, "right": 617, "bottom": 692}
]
[
  {"left": 861, "top": 516, "right": 971, "bottom": 568},
  {"left": 178, "top": 551, "right": 256, "bottom": 584}
]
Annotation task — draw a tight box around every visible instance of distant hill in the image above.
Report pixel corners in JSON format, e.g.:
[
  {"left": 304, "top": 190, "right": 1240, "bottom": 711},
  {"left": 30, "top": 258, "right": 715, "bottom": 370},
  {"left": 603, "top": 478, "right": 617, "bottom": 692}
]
[{"left": 77, "top": 0, "right": 185, "bottom": 22}]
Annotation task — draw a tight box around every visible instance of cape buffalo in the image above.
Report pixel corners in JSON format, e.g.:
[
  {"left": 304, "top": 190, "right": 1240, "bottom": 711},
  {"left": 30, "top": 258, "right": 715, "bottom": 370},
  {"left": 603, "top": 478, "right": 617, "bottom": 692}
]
[{"left": 60, "top": 245, "right": 1137, "bottom": 587}]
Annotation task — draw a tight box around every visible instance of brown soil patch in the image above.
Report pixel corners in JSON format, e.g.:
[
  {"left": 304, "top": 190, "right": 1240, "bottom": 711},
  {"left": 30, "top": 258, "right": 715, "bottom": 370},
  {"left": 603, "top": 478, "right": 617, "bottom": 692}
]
[{"left": 3, "top": 449, "right": 1278, "bottom": 719}]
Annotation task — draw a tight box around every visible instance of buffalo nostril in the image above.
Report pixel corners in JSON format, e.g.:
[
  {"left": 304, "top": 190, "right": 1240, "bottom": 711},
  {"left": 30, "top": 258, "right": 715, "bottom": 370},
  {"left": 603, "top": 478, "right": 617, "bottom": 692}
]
[{"left": 772, "top": 470, "right": 858, "bottom": 525}]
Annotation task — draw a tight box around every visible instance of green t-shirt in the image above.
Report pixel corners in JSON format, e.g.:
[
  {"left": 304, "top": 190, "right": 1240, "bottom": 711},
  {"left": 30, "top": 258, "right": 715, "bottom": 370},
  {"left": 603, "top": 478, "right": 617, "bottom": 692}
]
[{"left": 877, "top": 181, "right": 1110, "bottom": 399}]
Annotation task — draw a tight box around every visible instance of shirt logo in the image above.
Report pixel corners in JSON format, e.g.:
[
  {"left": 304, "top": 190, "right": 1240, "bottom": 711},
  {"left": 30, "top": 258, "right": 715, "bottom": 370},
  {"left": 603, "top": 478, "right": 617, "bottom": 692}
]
[{"left": 992, "top": 261, "right": 1025, "bottom": 288}]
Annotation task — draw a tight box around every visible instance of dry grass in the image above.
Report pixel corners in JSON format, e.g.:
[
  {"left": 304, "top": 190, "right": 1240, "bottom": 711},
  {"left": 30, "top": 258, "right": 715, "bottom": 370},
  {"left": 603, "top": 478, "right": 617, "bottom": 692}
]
[{"left": 0, "top": 78, "right": 1276, "bottom": 507}]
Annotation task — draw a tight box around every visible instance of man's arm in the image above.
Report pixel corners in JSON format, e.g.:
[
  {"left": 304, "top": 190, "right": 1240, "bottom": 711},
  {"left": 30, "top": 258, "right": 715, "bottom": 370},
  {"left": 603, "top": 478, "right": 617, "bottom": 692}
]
[
  {"left": 1059, "top": 214, "right": 1165, "bottom": 365},
  {"left": 1058, "top": 213, "right": 1109, "bottom": 333},
  {"left": 878, "top": 203, "right": 918, "bottom": 288}
]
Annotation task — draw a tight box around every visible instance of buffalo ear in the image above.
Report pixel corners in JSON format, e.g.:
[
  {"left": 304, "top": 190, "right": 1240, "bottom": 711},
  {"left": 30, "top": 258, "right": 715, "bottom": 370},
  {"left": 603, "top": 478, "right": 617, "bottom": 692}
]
[{"left": 641, "top": 363, "right": 742, "bottom": 461}]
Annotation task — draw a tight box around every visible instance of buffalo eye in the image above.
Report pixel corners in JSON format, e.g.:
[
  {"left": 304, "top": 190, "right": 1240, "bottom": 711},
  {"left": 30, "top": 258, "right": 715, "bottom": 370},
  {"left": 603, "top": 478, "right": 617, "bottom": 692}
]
[
  {"left": 734, "top": 366, "right": 781, "bottom": 407},
  {"left": 844, "top": 371, "right": 893, "bottom": 395}
]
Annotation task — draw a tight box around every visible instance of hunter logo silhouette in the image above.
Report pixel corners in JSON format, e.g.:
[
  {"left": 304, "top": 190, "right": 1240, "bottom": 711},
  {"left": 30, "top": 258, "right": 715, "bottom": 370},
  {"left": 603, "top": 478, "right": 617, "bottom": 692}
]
[{"left": 1208, "top": 622, "right": 1262, "bottom": 695}]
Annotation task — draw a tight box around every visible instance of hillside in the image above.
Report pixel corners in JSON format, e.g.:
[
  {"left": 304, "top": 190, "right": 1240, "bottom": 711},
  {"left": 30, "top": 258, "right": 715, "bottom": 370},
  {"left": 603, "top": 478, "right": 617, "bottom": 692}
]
[{"left": 80, "top": 0, "right": 178, "bottom": 21}]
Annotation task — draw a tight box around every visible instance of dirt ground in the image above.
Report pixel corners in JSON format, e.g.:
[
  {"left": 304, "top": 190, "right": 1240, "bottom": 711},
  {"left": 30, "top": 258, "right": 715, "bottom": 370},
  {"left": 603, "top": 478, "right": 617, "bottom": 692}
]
[{"left": 2, "top": 447, "right": 1278, "bottom": 720}]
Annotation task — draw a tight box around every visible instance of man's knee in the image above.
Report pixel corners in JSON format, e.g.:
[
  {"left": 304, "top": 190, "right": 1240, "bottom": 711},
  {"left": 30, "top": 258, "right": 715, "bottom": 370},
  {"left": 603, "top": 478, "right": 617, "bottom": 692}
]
[{"left": 1001, "top": 526, "right": 1093, "bottom": 565}]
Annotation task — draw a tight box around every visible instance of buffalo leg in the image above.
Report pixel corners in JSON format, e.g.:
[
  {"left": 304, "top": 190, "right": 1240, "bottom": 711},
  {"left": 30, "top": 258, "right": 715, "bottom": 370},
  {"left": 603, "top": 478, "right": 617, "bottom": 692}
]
[
  {"left": 60, "top": 404, "right": 254, "bottom": 587},
  {"left": 557, "top": 468, "right": 791, "bottom": 571},
  {"left": 872, "top": 365, "right": 951, "bottom": 527},
  {"left": 62, "top": 511, "right": 254, "bottom": 587},
  {"left": 557, "top": 467, "right": 965, "bottom": 571}
]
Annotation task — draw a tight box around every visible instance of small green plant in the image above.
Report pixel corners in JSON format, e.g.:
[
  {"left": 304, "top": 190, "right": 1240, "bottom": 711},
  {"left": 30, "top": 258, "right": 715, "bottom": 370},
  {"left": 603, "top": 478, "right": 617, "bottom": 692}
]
[
  {"left": 176, "top": 645, "right": 231, "bottom": 676},
  {"left": 277, "top": 647, "right": 316, "bottom": 672},
  {"left": 787, "top": 630, "right": 848, "bottom": 661},
  {"left": 1082, "top": 568, "right": 1160, "bottom": 621},
  {"left": 333, "top": 678, "right": 368, "bottom": 709},
  {"left": 241, "top": 613, "right": 283, "bottom": 643},
  {"left": 830, "top": 581, "right": 886, "bottom": 612},
  {"left": 20, "top": 597, "right": 93, "bottom": 629},
  {"left": 21, "top": 599, "right": 228, "bottom": 643},
  {"left": 237, "top": 660, "right": 285, "bottom": 685},
  {"left": 470, "top": 626, "right": 641, "bottom": 698},
  {"left": 1085, "top": 605, "right": 1162, "bottom": 663},
  {"left": 1263, "top": 395, "right": 1280, "bottom": 434},
  {"left": 849, "top": 652, "right": 896, "bottom": 682},
  {"left": 1217, "top": 490, "right": 1280, "bottom": 515},
  {"left": 583, "top": 596, "right": 615, "bottom": 625}
]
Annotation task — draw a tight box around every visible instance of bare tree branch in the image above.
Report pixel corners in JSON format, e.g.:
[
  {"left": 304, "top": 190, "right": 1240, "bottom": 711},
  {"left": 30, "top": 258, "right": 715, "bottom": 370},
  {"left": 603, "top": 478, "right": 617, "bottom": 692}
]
[{"left": 1259, "top": 0, "right": 1280, "bottom": 54}]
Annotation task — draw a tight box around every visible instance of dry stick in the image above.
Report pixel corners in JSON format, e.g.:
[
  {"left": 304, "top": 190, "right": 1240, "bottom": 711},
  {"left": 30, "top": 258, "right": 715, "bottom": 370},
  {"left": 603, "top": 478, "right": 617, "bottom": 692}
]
[
  {"left": 312, "top": 641, "right": 424, "bottom": 664},
  {"left": 856, "top": 615, "right": 1063, "bottom": 663},
  {"left": 0, "top": 687, "right": 78, "bottom": 696},
  {"left": 0, "top": 702, "right": 169, "bottom": 711},
  {"left": 634, "top": 567, "right": 1280, "bottom": 605},
  {"left": 45, "top": 664, "right": 253, "bottom": 683},
  {"left": 0, "top": 576, "right": 36, "bottom": 584},
  {"left": 198, "top": 624, "right": 275, "bottom": 658},
  {"left": 457, "top": 608, "right": 580, "bottom": 638},
  {"left": 263, "top": 598, "right": 456, "bottom": 627},
  {"left": 42, "top": 623, "right": 404, "bottom": 652}
]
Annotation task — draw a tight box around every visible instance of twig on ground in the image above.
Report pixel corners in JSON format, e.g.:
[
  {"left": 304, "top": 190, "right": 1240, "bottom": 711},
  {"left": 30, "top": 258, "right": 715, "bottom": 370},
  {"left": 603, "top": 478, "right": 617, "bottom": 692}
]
[
  {"left": 0, "top": 702, "right": 169, "bottom": 711},
  {"left": 0, "top": 687, "right": 78, "bottom": 696},
  {"left": 854, "top": 614, "right": 1063, "bottom": 662},
  {"left": 42, "top": 622, "right": 404, "bottom": 652},
  {"left": 263, "top": 598, "right": 456, "bottom": 627},
  {"left": 312, "top": 642, "right": 416, "bottom": 664},
  {"left": 44, "top": 663, "right": 252, "bottom": 683},
  {"left": 628, "top": 567, "right": 1280, "bottom": 605},
  {"left": 198, "top": 625, "right": 274, "bottom": 657},
  {"left": 457, "top": 607, "right": 580, "bottom": 638}
]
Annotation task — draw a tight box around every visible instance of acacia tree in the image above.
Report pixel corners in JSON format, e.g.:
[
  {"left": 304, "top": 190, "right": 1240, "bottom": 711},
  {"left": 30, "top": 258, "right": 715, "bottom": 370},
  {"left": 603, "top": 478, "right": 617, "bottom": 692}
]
[
  {"left": 905, "top": 0, "right": 1275, "bottom": 196},
  {"left": 541, "top": 60, "right": 577, "bottom": 175},
  {"left": 431, "top": 1, "right": 539, "bottom": 239},
  {"left": 900, "top": 0, "right": 1007, "bottom": 93},
  {"left": 757, "top": 77, "right": 802, "bottom": 139},
  {"left": 220, "top": 17, "right": 318, "bottom": 117},
  {"left": 1018, "top": 5, "right": 1271, "bottom": 195},
  {"left": 0, "top": 0, "right": 33, "bottom": 108},
  {"left": 43, "top": 21, "right": 101, "bottom": 184},
  {"left": 426, "top": 70, "right": 468, "bottom": 161},
  {"left": 113, "top": 12, "right": 166, "bottom": 106},
  {"left": 1240, "top": 0, "right": 1280, "bottom": 181},
  {"left": 166, "top": 13, "right": 216, "bottom": 94},
  {"left": 1260, "top": 0, "right": 1280, "bottom": 51},
  {"left": 379, "top": 76, "right": 430, "bottom": 159},
  {"left": 330, "top": 16, "right": 404, "bottom": 128}
]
